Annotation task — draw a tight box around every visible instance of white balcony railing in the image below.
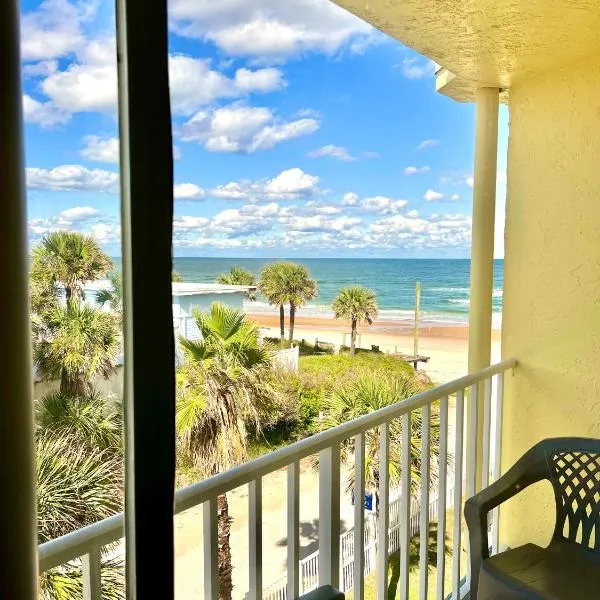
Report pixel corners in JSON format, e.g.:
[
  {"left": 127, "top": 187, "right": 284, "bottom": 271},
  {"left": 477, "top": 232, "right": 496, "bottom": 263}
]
[{"left": 38, "top": 358, "right": 516, "bottom": 600}]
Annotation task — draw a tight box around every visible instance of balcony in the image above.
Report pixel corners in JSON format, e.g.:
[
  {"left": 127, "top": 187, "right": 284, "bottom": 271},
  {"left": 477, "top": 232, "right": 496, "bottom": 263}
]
[{"left": 38, "top": 358, "right": 515, "bottom": 600}]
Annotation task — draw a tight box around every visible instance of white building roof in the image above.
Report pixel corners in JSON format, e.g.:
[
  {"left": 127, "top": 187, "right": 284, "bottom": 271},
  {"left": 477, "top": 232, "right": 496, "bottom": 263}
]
[{"left": 171, "top": 282, "right": 256, "bottom": 296}]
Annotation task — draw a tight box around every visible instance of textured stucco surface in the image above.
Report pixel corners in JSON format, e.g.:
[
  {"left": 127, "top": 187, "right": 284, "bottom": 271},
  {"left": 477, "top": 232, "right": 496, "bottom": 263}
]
[
  {"left": 335, "top": 0, "right": 600, "bottom": 101},
  {"left": 500, "top": 55, "right": 600, "bottom": 547}
]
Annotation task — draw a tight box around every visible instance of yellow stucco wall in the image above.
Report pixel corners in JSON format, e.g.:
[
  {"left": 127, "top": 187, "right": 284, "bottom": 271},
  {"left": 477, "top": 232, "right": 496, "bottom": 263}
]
[{"left": 501, "top": 55, "right": 600, "bottom": 547}]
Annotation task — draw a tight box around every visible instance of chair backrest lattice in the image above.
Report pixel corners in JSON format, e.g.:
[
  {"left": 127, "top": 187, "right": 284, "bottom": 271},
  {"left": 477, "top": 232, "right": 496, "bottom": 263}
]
[{"left": 549, "top": 447, "right": 600, "bottom": 550}]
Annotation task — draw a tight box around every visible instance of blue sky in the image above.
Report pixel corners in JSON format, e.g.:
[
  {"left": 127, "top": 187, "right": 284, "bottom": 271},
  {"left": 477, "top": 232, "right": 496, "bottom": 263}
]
[{"left": 21, "top": 0, "right": 508, "bottom": 258}]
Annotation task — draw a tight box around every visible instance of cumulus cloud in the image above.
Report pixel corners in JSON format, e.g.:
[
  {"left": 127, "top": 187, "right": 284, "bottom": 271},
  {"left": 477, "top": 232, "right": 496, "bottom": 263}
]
[
  {"left": 404, "top": 165, "right": 430, "bottom": 176},
  {"left": 360, "top": 196, "right": 409, "bottom": 215},
  {"left": 399, "top": 57, "right": 435, "bottom": 80},
  {"left": 423, "top": 189, "right": 444, "bottom": 201},
  {"left": 342, "top": 192, "right": 359, "bottom": 206},
  {"left": 173, "top": 215, "right": 210, "bottom": 232},
  {"left": 26, "top": 165, "right": 119, "bottom": 192},
  {"left": 27, "top": 34, "right": 288, "bottom": 122},
  {"left": 169, "top": 0, "right": 375, "bottom": 64},
  {"left": 59, "top": 206, "right": 99, "bottom": 221},
  {"left": 451, "top": 193, "right": 460, "bottom": 201},
  {"left": 181, "top": 104, "right": 318, "bottom": 153},
  {"left": 416, "top": 139, "right": 439, "bottom": 152},
  {"left": 81, "top": 136, "right": 119, "bottom": 163},
  {"left": 210, "top": 167, "right": 320, "bottom": 201},
  {"left": 20, "top": 0, "right": 94, "bottom": 61},
  {"left": 466, "top": 176, "right": 474, "bottom": 188},
  {"left": 173, "top": 183, "right": 205, "bottom": 200},
  {"left": 22, "top": 94, "right": 69, "bottom": 127},
  {"left": 308, "top": 145, "right": 355, "bottom": 161}
]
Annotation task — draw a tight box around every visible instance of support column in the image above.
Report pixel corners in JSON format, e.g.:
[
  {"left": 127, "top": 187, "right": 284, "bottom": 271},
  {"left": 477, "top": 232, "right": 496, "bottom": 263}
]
[
  {"left": 468, "top": 87, "right": 500, "bottom": 491},
  {"left": 0, "top": 1, "right": 39, "bottom": 596}
]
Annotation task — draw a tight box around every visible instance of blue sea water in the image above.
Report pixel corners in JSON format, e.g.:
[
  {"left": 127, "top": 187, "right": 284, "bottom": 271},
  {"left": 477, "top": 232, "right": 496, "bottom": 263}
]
[{"left": 173, "top": 258, "right": 504, "bottom": 326}]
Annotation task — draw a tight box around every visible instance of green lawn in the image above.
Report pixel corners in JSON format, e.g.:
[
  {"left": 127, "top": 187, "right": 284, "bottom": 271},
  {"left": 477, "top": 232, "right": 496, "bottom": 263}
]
[{"left": 346, "top": 509, "right": 467, "bottom": 600}]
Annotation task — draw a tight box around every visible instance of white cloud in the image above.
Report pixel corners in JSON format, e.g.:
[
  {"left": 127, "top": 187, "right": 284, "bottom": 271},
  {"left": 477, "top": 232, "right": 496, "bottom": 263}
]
[
  {"left": 20, "top": 0, "right": 94, "bottom": 61},
  {"left": 26, "top": 165, "right": 119, "bottom": 192},
  {"left": 173, "top": 215, "right": 210, "bottom": 231},
  {"left": 342, "top": 192, "right": 359, "bottom": 206},
  {"left": 23, "top": 60, "right": 59, "bottom": 77},
  {"left": 360, "top": 196, "right": 409, "bottom": 214},
  {"left": 173, "top": 183, "right": 205, "bottom": 200},
  {"left": 59, "top": 206, "right": 99, "bottom": 221},
  {"left": 31, "top": 38, "right": 288, "bottom": 122},
  {"left": 466, "top": 176, "right": 474, "bottom": 188},
  {"left": 400, "top": 57, "right": 435, "bottom": 80},
  {"left": 169, "top": 0, "right": 375, "bottom": 64},
  {"left": 451, "top": 193, "right": 460, "bottom": 201},
  {"left": 416, "top": 139, "right": 439, "bottom": 151},
  {"left": 210, "top": 167, "right": 320, "bottom": 202},
  {"left": 264, "top": 168, "right": 319, "bottom": 197},
  {"left": 405, "top": 209, "right": 420, "bottom": 218},
  {"left": 181, "top": 104, "right": 319, "bottom": 153},
  {"left": 423, "top": 189, "right": 444, "bottom": 201},
  {"left": 209, "top": 205, "right": 278, "bottom": 236},
  {"left": 22, "top": 94, "right": 69, "bottom": 127},
  {"left": 308, "top": 145, "right": 355, "bottom": 161},
  {"left": 89, "top": 223, "right": 120, "bottom": 245},
  {"left": 404, "top": 165, "right": 431, "bottom": 176},
  {"left": 81, "top": 136, "right": 119, "bottom": 163},
  {"left": 279, "top": 214, "right": 361, "bottom": 233}
]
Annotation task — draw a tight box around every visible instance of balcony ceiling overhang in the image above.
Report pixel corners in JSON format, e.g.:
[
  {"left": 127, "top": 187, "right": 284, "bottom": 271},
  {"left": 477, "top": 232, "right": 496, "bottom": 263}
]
[{"left": 334, "top": 0, "right": 600, "bottom": 102}]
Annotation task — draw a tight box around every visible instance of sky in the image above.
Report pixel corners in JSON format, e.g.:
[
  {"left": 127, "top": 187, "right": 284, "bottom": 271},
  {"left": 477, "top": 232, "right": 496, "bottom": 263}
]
[{"left": 21, "top": 0, "right": 508, "bottom": 259}]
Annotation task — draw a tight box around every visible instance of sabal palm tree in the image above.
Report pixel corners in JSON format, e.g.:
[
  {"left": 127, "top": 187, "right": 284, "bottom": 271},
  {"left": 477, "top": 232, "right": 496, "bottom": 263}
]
[
  {"left": 332, "top": 286, "right": 378, "bottom": 356},
  {"left": 36, "top": 390, "right": 122, "bottom": 452},
  {"left": 33, "top": 301, "right": 121, "bottom": 395},
  {"left": 321, "top": 372, "right": 440, "bottom": 503},
  {"left": 216, "top": 266, "right": 257, "bottom": 300},
  {"left": 176, "top": 302, "right": 276, "bottom": 600},
  {"left": 259, "top": 262, "right": 317, "bottom": 343},
  {"left": 96, "top": 272, "right": 123, "bottom": 315},
  {"left": 37, "top": 430, "right": 124, "bottom": 599},
  {"left": 31, "top": 231, "right": 112, "bottom": 301}
]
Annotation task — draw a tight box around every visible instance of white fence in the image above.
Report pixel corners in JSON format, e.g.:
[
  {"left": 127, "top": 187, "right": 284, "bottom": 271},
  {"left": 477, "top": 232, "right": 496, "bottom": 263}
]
[{"left": 264, "top": 487, "right": 454, "bottom": 600}]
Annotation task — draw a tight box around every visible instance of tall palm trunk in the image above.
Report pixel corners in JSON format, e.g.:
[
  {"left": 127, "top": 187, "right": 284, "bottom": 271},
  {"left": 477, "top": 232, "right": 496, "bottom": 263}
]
[
  {"left": 289, "top": 302, "right": 296, "bottom": 343},
  {"left": 350, "top": 317, "right": 357, "bottom": 356},
  {"left": 279, "top": 304, "right": 285, "bottom": 344},
  {"left": 218, "top": 493, "right": 233, "bottom": 600}
]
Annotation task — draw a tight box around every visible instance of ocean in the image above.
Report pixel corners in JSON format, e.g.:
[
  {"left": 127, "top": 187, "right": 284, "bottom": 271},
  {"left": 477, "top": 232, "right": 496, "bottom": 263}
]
[{"left": 172, "top": 258, "right": 504, "bottom": 327}]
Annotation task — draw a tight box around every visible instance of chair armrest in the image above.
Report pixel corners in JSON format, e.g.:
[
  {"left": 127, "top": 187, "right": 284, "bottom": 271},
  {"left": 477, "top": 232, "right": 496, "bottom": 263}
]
[{"left": 464, "top": 447, "right": 548, "bottom": 599}]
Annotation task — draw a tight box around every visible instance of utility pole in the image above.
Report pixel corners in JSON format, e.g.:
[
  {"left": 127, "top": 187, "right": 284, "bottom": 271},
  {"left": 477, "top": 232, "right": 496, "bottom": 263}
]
[{"left": 414, "top": 281, "right": 421, "bottom": 358}]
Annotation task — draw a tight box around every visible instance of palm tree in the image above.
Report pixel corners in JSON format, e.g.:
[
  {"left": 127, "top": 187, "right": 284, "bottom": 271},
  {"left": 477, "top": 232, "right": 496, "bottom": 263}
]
[
  {"left": 216, "top": 266, "right": 257, "bottom": 300},
  {"left": 332, "top": 286, "right": 378, "bottom": 356},
  {"left": 321, "top": 372, "right": 440, "bottom": 503},
  {"left": 96, "top": 272, "right": 123, "bottom": 315},
  {"left": 31, "top": 231, "right": 112, "bottom": 301},
  {"left": 259, "top": 261, "right": 317, "bottom": 344},
  {"left": 259, "top": 262, "right": 289, "bottom": 343},
  {"left": 176, "top": 302, "right": 276, "bottom": 600},
  {"left": 36, "top": 390, "right": 122, "bottom": 452},
  {"left": 33, "top": 301, "right": 121, "bottom": 395},
  {"left": 37, "top": 430, "right": 124, "bottom": 599}
]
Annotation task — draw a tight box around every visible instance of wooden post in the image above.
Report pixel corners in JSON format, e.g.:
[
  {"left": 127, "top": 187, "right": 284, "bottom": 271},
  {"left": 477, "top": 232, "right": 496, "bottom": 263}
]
[{"left": 414, "top": 281, "right": 421, "bottom": 359}]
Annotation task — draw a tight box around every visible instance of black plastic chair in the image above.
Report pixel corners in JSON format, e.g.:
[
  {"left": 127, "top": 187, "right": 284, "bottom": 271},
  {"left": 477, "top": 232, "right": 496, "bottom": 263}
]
[{"left": 465, "top": 438, "right": 600, "bottom": 599}]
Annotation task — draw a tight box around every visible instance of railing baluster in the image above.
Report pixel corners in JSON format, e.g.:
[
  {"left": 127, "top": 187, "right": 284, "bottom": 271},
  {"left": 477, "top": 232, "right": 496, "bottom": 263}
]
[
  {"left": 452, "top": 389, "right": 465, "bottom": 600},
  {"left": 491, "top": 372, "right": 505, "bottom": 554},
  {"left": 466, "top": 383, "right": 478, "bottom": 584},
  {"left": 419, "top": 403, "right": 431, "bottom": 600},
  {"left": 399, "top": 412, "right": 411, "bottom": 600},
  {"left": 354, "top": 433, "right": 366, "bottom": 600},
  {"left": 203, "top": 498, "right": 219, "bottom": 600},
  {"left": 481, "top": 377, "right": 492, "bottom": 489},
  {"left": 377, "top": 423, "right": 390, "bottom": 600},
  {"left": 249, "top": 478, "right": 263, "bottom": 600},
  {"left": 287, "top": 462, "right": 300, "bottom": 599},
  {"left": 436, "top": 396, "right": 449, "bottom": 600},
  {"left": 82, "top": 548, "right": 102, "bottom": 600},
  {"left": 319, "top": 443, "right": 341, "bottom": 588}
]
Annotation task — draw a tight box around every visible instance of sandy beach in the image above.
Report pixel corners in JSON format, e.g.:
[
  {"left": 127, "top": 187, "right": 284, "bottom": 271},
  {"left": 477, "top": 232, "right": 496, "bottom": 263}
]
[{"left": 248, "top": 312, "right": 501, "bottom": 384}]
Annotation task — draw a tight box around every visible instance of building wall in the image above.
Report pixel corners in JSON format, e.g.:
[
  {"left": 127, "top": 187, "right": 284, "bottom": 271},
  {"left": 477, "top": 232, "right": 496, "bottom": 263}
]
[
  {"left": 33, "top": 366, "right": 124, "bottom": 401},
  {"left": 501, "top": 55, "right": 600, "bottom": 547}
]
